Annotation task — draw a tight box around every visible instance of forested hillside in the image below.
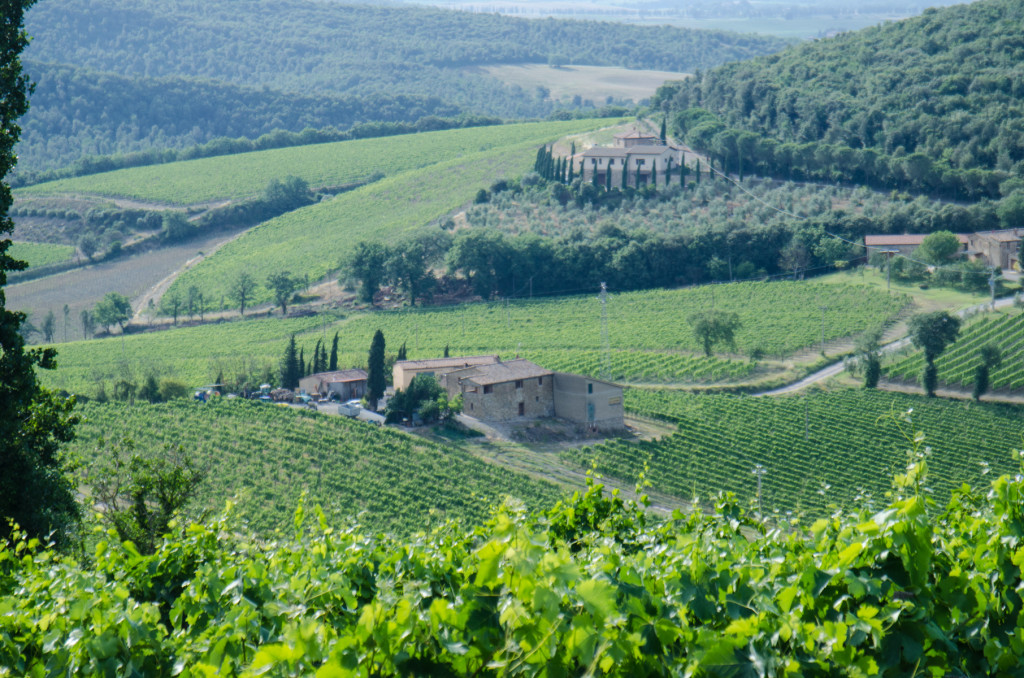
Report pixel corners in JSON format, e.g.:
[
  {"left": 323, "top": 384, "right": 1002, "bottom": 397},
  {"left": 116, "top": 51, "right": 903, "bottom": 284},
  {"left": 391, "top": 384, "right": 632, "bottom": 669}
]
[
  {"left": 654, "top": 0, "right": 1024, "bottom": 189},
  {"left": 17, "top": 0, "right": 786, "bottom": 175},
  {"left": 26, "top": 0, "right": 786, "bottom": 81},
  {"left": 15, "top": 61, "right": 467, "bottom": 177}
]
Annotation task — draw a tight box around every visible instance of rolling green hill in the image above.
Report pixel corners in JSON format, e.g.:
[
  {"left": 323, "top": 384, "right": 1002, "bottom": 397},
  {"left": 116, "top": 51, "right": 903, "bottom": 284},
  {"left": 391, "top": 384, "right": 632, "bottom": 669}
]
[
  {"left": 654, "top": 0, "right": 1024, "bottom": 178},
  {"left": 18, "top": 0, "right": 787, "bottom": 175},
  {"left": 68, "top": 399, "right": 562, "bottom": 535},
  {"left": 40, "top": 282, "right": 909, "bottom": 395},
  {"left": 20, "top": 121, "right": 596, "bottom": 205},
  {"left": 14, "top": 61, "right": 466, "bottom": 177},
  {"left": 567, "top": 388, "right": 1024, "bottom": 519}
]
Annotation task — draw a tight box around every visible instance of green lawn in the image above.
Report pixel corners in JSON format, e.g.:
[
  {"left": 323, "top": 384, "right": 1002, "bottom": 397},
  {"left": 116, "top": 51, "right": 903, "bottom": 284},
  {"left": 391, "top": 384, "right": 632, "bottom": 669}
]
[
  {"left": 816, "top": 266, "right": 988, "bottom": 311},
  {"left": 8, "top": 241, "right": 76, "bottom": 268}
]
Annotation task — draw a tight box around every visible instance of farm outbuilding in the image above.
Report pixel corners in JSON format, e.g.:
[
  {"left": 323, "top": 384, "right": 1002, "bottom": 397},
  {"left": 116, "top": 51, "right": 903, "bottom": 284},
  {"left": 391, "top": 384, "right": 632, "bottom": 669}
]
[
  {"left": 552, "top": 373, "right": 624, "bottom": 431},
  {"left": 392, "top": 355, "right": 500, "bottom": 391},
  {"left": 299, "top": 369, "right": 367, "bottom": 400}
]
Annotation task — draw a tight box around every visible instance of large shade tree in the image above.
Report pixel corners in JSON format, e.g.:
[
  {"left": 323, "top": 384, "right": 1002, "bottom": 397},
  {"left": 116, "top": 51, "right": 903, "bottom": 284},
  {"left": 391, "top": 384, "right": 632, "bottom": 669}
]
[{"left": 0, "top": 0, "right": 81, "bottom": 548}]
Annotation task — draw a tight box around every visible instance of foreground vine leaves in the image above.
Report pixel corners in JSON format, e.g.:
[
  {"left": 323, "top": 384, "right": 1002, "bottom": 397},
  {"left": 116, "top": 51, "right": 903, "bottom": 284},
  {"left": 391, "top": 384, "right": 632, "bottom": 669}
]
[{"left": 2, "top": 449, "right": 1023, "bottom": 676}]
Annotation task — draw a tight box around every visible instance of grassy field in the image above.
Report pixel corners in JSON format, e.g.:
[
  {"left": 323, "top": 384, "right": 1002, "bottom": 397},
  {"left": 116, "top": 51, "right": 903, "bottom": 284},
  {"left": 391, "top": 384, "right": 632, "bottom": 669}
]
[
  {"left": 477, "top": 64, "right": 688, "bottom": 103},
  {"left": 566, "top": 389, "right": 1024, "bottom": 520},
  {"left": 17, "top": 120, "right": 614, "bottom": 205},
  {"left": 8, "top": 240, "right": 75, "bottom": 267},
  {"left": 815, "top": 266, "right": 989, "bottom": 311},
  {"left": 69, "top": 399, "right": 562, "bottom": 536},
  {"left": 41, "top": 281, "right": 910, "bottom": 394}
]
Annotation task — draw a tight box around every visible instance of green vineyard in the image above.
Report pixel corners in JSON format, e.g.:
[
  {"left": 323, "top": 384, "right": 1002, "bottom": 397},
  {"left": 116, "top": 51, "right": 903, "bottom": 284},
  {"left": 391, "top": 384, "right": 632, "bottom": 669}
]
[
  {"left": 70, "top": 399, "right": 562, "bottom": 535},
  {"left": 565, "top": 389, "right": 1024, "bottom": 519},
  {"left": 886, "top": 309, "right": 1024, "bottom": 392},
  {"left": 18, "top": 120, "right": 610, "bottom": 205},
  {"left": 41, "top": 282, "right": 908, "bottom": 394}
]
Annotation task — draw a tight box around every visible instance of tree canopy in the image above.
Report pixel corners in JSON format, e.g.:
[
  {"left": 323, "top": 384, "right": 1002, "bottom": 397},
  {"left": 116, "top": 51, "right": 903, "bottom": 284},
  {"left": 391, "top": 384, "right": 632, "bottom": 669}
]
[{"left": 0, "top": 0, "right": 81, "bottom": 548}]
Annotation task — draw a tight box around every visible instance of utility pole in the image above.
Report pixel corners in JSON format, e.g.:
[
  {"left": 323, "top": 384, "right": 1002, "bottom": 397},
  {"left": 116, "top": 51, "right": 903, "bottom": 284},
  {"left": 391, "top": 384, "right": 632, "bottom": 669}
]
[
  {"left": 599, "top": 282, "right": 610, "bottom": 380},
  {"left": 881, "top": 249, "right": 898, "bottom": 293},
  {"left": 751, "top": 464, "right": 767, "bottom": 520},
  {"left": 819, "top": 306, "right": 829, "bottom": 356},
  {"left": 989, "top": 266, "right": 999, "bottom": 311}
]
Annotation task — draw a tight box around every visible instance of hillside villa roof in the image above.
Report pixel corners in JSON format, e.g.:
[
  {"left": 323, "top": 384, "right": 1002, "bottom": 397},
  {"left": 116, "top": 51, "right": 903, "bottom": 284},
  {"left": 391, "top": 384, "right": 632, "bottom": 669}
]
[
  {"left": 582, "top": 147, "right": 628, "bottom": 157},
  {"left": 625, "top": 145, "right": 672, "bottom": 155},
  {"left": 310, "top": 369, "right": 367, "bottom": 383},
  {"left": 449, "top": 359, "right": 552, "bottom": 386},
  {"left": 396, "top": 355, "right": 500, "bottom": 370},
  {"left": 864, "top": 234, "right": 969, "bottom": 247}
]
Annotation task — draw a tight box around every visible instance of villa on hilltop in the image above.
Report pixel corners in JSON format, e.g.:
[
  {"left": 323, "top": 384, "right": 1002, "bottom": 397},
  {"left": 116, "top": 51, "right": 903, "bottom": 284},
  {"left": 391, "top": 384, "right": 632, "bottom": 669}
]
[{"left": 577, "top": 127, "right": 685, "bottom": 188}]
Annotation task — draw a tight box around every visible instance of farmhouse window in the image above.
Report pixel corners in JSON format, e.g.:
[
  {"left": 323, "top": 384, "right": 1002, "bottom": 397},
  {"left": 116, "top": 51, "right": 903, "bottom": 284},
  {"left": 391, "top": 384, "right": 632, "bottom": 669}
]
[
  {"left": 538, "top": 376, "right": 543, "bottom": 385},
  {"left": 518, "top": 402, "right": 525, "bottom": 416},
  {"left": 515, "top": 380, "right": 523, "bottom": 389},
  {"left": 483, "top": 385, "right": 493, "bottom": 394},
  {"left": 587, "top": 383, "right": 593, "bottom": 394}
]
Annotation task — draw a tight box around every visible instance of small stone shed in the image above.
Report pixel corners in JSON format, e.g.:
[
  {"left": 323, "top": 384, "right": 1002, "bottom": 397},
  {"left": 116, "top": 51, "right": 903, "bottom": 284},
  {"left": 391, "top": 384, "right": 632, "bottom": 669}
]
[{"left": 298, "top": 369, "right": 367, "bottom": 400}]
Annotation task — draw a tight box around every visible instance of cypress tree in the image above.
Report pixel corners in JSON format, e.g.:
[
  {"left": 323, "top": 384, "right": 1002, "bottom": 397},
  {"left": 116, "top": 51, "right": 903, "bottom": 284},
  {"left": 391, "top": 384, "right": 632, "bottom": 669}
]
[
  {"left": 621, "top": 160, "right": 627, "bottom": 189},
  {"left": 444, "top": 344, "right": 450, "bottom": 358},
  {"left": 568, "top": 143, "right": 576, "bottom": 183},
  {"left": 367, "top": 330, "right": 386, "bottom": 410},
  {"left": 534, "top": 146, "right": 545, "bottom": 174},
  {"left": 660, "top": 118, "right": 667, "bottom": 144},
  {"left": 312, "top": 339, "right": 323, "bottom": 374},
  {"left": 695, "top": 159, "right": 701, "bottom": 185},
  {"left": 652, "top": 160, "right": 658, "bottom": 187},
  {"left": 329, "top": 332, "right": 339, "bottom": 371},
  {"left": 299, "top": 348, "right": 306, "bottom": 379},
  {"left": 281, "top": 335, "right": 300, "bottom": 389},
  {"left": 397, "top": 341, "right": 407, "bottom": 361}
]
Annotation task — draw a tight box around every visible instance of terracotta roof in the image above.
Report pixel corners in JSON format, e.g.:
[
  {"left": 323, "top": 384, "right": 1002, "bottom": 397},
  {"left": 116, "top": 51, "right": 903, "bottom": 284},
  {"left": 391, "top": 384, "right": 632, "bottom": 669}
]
[
  {"left": 626, "top": 145, "right": 672, "bottom": 156},
  {"left": 396, "top": 355, "right": 500, "bottom": 370},
  {"left": 307, "top": 369, "right": 367, "bottom": 383},
  {"left": 973, "top": 230, "right": 1023, "bottom": 243},
  {"left": 582, "top": 147, "right": 628, "bottom": 157},
  {"left": 453, "top": 359, "right": 552, "bottom": 386},
  {"left": 864, "top": 234, "right": 969, "bottom": 246}
]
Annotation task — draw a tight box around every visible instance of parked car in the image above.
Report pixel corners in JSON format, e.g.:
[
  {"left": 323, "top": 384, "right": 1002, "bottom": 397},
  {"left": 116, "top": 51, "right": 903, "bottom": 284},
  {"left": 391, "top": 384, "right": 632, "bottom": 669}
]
[{"left": 338, "top": 399, "right": 362, "bottom": 417}]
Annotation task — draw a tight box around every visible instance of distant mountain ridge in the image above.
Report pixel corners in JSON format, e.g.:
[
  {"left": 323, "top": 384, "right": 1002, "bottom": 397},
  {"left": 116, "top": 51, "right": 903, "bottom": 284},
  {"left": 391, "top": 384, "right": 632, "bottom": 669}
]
[
  {"left": 653, "top": 0, "right": 1024, "bottom": 176},
  {"left": 26, "top": 0, "right": 788, "bottom": 84},
  {"left": 20, "top": 0, "right": 787, "bottom": 175}
]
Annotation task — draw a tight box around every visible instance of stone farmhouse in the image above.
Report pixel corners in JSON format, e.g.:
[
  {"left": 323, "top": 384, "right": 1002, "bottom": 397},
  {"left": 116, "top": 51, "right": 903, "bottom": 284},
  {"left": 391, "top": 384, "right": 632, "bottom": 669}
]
[
  {"left": 392, "top": 355, "right": 500, "bottom": 391},
  {"left": 422, "top": 357, "right": 626, "bottom": 430},
  {"left": 864, "top": 228, "right": 1024, "bottom": 270},
  {"left": 298, "top": 369, "right": 367, "bottom": 400}
]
